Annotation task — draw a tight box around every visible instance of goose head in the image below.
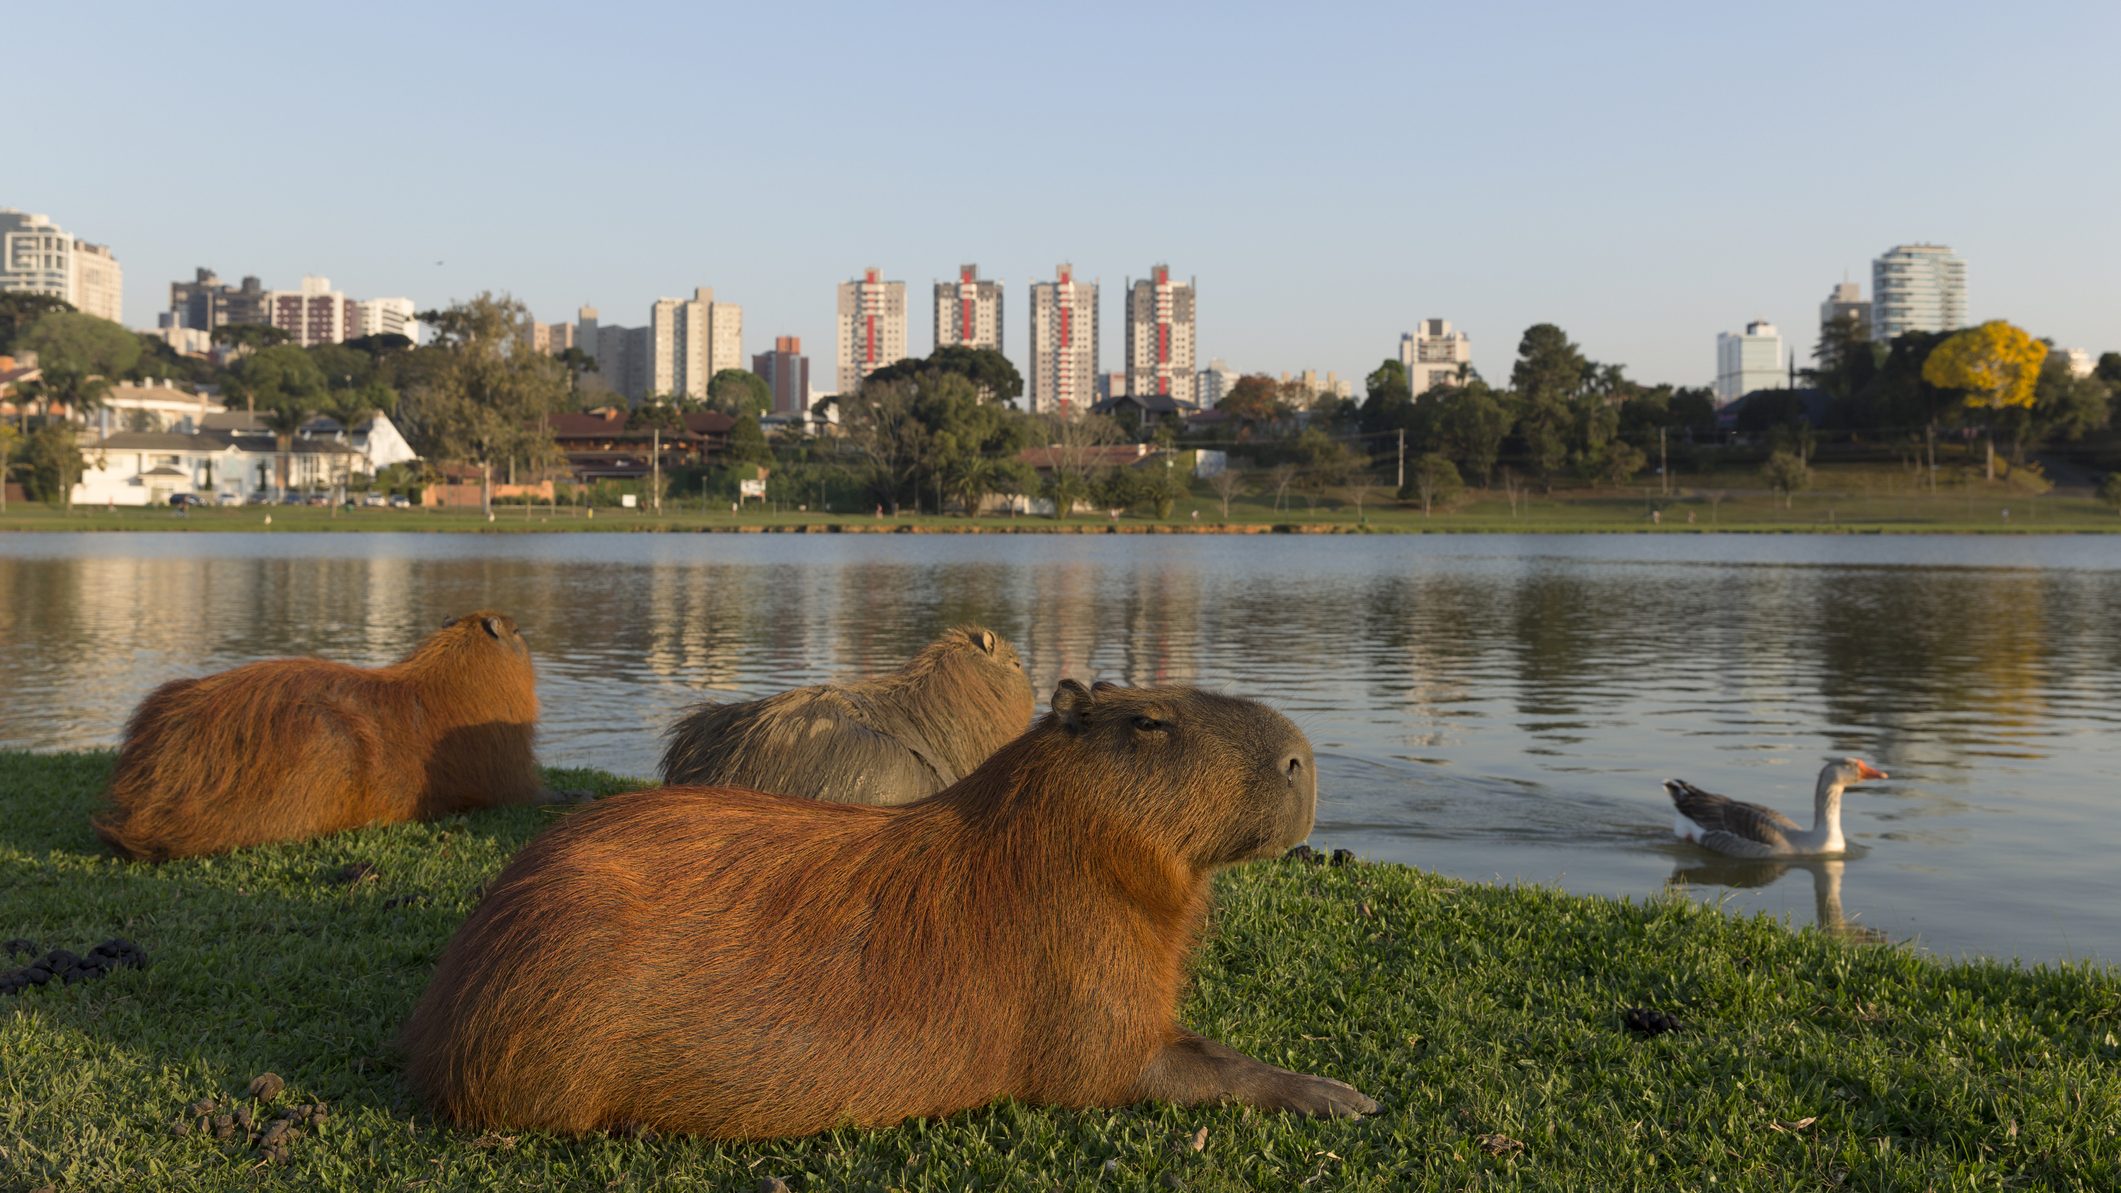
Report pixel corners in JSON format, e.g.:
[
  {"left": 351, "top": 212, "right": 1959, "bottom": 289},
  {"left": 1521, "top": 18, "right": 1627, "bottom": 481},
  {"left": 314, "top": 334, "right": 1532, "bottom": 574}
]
[{"left": 1824, "top": 757, "right": 1888, "bottom": 789}]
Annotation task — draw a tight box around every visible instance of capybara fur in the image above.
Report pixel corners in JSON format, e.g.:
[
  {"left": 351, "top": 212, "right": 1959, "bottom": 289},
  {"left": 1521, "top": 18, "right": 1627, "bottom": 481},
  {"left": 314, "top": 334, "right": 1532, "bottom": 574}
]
[
  {"left": 657, "top": 624, "right": 1035, "bottom": 805},
  {"left": 400, "top": 680, "right": 1376, "bottom": 1139},
  {"left": 94, "top": 612, "right": 556, "bottom": 861}
]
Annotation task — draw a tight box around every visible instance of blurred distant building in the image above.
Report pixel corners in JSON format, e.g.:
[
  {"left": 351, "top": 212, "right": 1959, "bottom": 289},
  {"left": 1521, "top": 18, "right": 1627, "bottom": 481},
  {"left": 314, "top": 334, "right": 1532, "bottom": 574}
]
[
  {"left": 752, "top": 335, "right": 811, "bottom": 417},
  {"left": 1715, "top": 319, "right": 1785, "bottom": 403},
  {"left": 836, "top": 267, "right": 908, "bottom": 393},
  {"left": 1197, "top": 358, "right": 1241, "bottom": 407},
  {"left": 1124, "top": 264, "right": 1196, "bottom": 405},
  {"left": 575, "top": 304, "right": 649, "bottom": 403},
  {"left": 649, "top": 287, "right": 743, "bottom": 400},
  {"left": 266, "top": 275, "right": 360, "bottom": 347},
  {"left": 1870, "top": 243, "right": 1965, "bottom": 341},
  {"left": 355, "top": 297, "right": 417, "bottom": 341},
  {"left": 1, "top": 208, "right": 123, "bottom": 322},
  {"left": 166, "top": 268, "right": 268, "bottom": 332},
  {"left": 524, "top": 320, "right": 577, "bottom": 354},
  {"left": 933, "top": 263, "right": 1003, "bottom": 354},
  {"left": 2056, "top": 347, "right": 2094, "bottom": 379},
  {"left": 1398, "top": 318, "right": 1471, "bottom": 397},
  {"left": 1819, "top": 280, "right": 1867, "bottom": 338},
  {"left": 1028, "top": 263, "right": 1099, "bottom": 416}
]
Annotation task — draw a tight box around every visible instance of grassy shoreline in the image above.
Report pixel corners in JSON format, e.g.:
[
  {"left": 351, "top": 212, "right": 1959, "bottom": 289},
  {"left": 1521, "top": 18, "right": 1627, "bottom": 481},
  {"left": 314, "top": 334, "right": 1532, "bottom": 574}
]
[{"left": 5, "top": 752, "right": 2117, "bottom": 1189}]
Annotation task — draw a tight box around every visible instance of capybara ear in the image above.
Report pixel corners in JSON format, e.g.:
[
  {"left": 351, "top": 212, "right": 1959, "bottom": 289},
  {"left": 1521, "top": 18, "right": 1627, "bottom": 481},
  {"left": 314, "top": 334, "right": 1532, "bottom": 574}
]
[
  {"left": 1092, "top": 680, "right": 1122, "bottom": 694},
  {"left": 481, "top": 616, "right": 505, "bottom": 639},
  {"left": 1051, "top": 679, "right": 1094, "bottom": 730},
  {"left": 977, "top": 628, "right": 998, "bottom": 654}
]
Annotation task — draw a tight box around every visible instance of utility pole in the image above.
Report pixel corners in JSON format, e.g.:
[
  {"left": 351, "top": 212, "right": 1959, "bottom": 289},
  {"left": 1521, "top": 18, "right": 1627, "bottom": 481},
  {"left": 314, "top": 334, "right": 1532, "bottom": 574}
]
[
  {"left": 1659, "top": 426, "right": 1668, "bottom": 497},
  {"left": 1396, "top": 428, "right": 1405, "bottom": 491},
  {"left": 652, "top": 427, "right": 661, "bottom": 514}
]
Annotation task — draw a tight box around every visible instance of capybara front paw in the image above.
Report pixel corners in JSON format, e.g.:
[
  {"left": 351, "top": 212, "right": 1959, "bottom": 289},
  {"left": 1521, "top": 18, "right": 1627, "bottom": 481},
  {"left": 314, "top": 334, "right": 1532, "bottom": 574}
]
[{"left": 1269, "top": 1072, "right": 1379, "bottom": 1118}]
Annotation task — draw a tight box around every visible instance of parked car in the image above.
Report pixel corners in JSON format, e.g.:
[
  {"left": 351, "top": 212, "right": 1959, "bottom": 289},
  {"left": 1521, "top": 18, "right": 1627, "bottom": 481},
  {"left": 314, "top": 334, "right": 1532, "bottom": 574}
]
[
  {"left": 305, "top": 493, "right": 332, "bottom": 507},
  {"left": 362, "top": 493, "right": 389, "bottom": 508},
  {"left": 216, "top": 492, "right": 245, "bottom": 507},
  {"left": 389, "top": 495, "right": 412, "bottom": 509},
  {"left": 168, "top": 493, "right": 205, "bottom": 509}
]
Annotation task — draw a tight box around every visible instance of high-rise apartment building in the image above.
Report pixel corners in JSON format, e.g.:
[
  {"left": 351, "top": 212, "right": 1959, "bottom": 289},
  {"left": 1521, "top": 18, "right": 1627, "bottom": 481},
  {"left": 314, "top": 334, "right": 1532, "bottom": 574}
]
[
  {"left": 575, "top": 305, "right": 650, "bottom": 403},
  {"left": 355, "top": 297, "right": 417, "bottom": 341},
  {"left": 752, "top": 336, "right": 812, "bottom": 418},
  {"left": 0, "top": 208, "right": 123, "bottom": 322},
  {"left": 1819, "top": 281, "right": 1867, "bottom": 337},
  {"left": 1027, "top": 264, "right": 1099, "bottom": 415},
  {"left": 648, "top": 287, "right": 743, "bottom": 400},
  {"left": 523, "top": 321, "right": 577, "bottom": 354},
  {"left": 266, "top": 275, "right": 360, "bottom": 346},
  {"left": 1398, "top": 319, "right": 1472, "bottom": 397},
  {"left": 934, "top": 264, "right": 1004, "bottom": 354},
  {"left": 1123, "top": 264, "right": 1196, "bottom": 405},
  {"left": 1198, "top": 358, "right": 1241, "bottom": 408},
  {"left": 1870, "top": 244, "right": 1966, "bottom": 342},
  {"left": 1715, "top": 320, "right": 1785, "bottom": 403},
  {"left": 836, "top": 267, "right": 908, "bottom": 394},
  {"left": 167, "top": 269, "right": 269, "bottom": 332}
]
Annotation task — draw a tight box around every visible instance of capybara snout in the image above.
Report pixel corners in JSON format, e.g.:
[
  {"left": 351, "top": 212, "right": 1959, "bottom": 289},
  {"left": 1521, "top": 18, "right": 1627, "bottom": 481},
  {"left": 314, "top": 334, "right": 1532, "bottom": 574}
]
[{"left": 1049, "top": 679, "right": 1317, "bottom": 864}]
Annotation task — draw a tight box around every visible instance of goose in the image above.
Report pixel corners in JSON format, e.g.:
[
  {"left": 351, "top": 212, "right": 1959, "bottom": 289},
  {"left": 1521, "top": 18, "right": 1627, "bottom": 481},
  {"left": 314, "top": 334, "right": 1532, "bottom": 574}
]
[{"left": 1665, "top": 758, "right": 1886, "bottom": 858}]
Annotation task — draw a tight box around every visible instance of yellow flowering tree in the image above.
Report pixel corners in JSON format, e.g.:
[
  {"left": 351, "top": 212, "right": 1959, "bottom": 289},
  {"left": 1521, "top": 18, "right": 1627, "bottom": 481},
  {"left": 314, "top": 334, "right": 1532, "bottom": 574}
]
[{"left": 1921, "top": 320, "right": 2047, "bottom": 480}]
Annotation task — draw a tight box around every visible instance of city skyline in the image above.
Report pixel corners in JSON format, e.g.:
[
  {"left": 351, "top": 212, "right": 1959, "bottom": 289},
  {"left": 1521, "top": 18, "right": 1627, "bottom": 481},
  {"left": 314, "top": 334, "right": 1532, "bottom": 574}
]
[{"left": 11, "top": 2, "right": 2117, "bottom": 389}]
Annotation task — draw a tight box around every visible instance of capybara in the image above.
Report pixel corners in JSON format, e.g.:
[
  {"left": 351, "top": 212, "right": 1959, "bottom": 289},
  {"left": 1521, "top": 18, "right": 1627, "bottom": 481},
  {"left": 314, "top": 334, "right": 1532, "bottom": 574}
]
[
  {"left": 657, "top": 624, "right": 1035, "bottom": 804},
  {"left": 94, "top": 612, "right": 565, "bottom": 861},
  {"left": 401, "top": 680, "right": 1376, "bottom": 1138}
]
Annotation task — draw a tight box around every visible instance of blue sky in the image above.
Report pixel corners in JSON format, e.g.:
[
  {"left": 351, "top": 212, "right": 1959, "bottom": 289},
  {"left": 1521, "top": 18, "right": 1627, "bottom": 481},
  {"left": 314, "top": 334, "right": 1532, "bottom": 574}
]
[{"left": 16, "top": 0, "right": 2119, "bottom": 388}]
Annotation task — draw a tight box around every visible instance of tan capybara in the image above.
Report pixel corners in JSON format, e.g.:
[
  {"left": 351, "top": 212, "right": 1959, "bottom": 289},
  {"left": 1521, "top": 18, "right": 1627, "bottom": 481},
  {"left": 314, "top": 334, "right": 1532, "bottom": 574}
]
[
  {"left": 94, "top": 612, "right": 566, "bottom": 861},
  {"left": 657, "top": 624, "right": 1035, "bottom": 804},
  {"left": 400, "top": 679, "right": 1377, "bottom": 1139}
]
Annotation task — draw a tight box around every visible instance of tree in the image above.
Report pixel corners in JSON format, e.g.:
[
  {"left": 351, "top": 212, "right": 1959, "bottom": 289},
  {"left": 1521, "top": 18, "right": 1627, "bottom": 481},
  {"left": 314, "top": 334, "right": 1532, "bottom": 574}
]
[
  {"left": 21, "top": 423, "right": 83, "bottom": 507},
  {"left": 1511, "top": 324, "right": 1587, "bottom": 489},
  {"left": 2097, "top": 352, "right": 2121, "bottom": 387},
  {"left": 628, "top": 399, "right": 684, "bottom": 432},
  {"left": 1208, "top": 465, "right": 1250, "bottom": 521},
  {"left": 1032, "top": 411, "right": 1122, "bottom": 518},
  {"left": 404, "top": 294, "right": 572, "bottom": 515},
  {"left": 706, "top": 369, "right": 773, "bottom": 419},
  {"left": 1290, "top": 428, "right": 1359, "bottom": 508},
  {"left": 1357, "top": 359, "right": 1414, "bottom": 436},
  {"left": 1217, "top": 374, "right": 1289, "bottom": 426},
  {"left": 261, "top": 401, "right": 313, "bottom": 496},
  {"left": 1131, "top": 463, "right": 1189, "bottom": 519},
  {"left": 866, "top": 346, "right": 1023, "bottom": 404},
  {"left": 1762, "top": 449, "right": 1809, "bottom": 508},
  {"left": 209, "top": 323, "right": 293, "bottom": 352},
  {"left": 0, "top": 293, "right": 74, "bottom": 356},
  {"left": 1809, "top": 312, "right": 1881, "bottom": 402},
  {"left": 2007, "top": 351, "right": 2111, "bottom": 463},
  {"left": 1402, "top": 452, "right": 1462, "bottom": 515},
  {"left": 18, "top": 311, "right": 141, "bottom": 419},
  {"left": 1589, "top": 440, "right": 1647, "bottom": 487},
  {"left": 0, "top": 422, "right": 17, "bottom": 511},
  {"left": 1266, "top": 462, "right": 1300, "bottom": 511},
  {"left": 227, "top": 345, "right": 328, "bottom": 415},
  {"left": 1430, "top": 382, "right": 1513, "bottom": 486},
  {"left": 1922, "top": 320, "right": 2047, "bottom": 480},
  {"left": 829, "top": 380, "right": 928, "bottom": 515},
  {"left": 721, "top": 412, "right": 774, "bottom": 469},
  {"left": 2099, "top": 472, "right": 2121, "bottom": 514}
]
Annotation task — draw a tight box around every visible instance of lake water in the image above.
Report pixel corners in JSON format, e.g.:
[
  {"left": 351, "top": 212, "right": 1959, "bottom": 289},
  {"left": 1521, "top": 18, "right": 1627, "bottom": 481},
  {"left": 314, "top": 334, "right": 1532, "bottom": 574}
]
[{"left": 3, "top": 531, "right": 2117, "bottom": 966}]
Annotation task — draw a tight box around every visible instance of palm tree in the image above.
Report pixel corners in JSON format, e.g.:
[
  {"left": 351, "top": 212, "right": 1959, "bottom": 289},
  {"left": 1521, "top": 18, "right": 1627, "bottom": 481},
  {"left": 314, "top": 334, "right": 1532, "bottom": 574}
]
[{"left": 261, "top": 402, "right": 312, "bottom": 498}]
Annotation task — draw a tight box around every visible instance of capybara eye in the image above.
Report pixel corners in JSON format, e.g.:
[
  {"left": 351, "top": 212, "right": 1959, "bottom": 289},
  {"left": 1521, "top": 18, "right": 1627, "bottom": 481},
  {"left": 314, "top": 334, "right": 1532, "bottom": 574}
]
[{"left": 1132, "top": 716, "right": 1166, "bottom": 733}]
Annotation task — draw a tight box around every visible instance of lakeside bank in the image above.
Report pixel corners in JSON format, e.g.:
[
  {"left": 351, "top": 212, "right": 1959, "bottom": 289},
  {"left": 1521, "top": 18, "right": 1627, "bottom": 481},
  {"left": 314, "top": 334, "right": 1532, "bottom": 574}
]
[{"left": 4, "top": 752, "right": 2115, "bottom": 1190}]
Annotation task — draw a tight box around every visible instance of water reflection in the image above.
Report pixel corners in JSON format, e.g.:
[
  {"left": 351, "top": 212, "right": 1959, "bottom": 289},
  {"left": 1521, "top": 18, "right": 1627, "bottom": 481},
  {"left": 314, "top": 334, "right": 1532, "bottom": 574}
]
[
  {"left": 4, "top": 532, "right": 2119, "bottom": 964},
  {"left": 1669, "top": 855, "right": 1889, "bottom": 945}
]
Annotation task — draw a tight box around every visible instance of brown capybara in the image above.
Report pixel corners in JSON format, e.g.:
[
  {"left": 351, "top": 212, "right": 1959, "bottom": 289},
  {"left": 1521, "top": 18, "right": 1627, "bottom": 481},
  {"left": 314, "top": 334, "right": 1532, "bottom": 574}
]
[
  {"left": 94, "top": 612, "right": 566, "bottom": 861},
  {"left": 399, "top": 679, "right": 1376, "bottom": 1139},
  {"left": 657, "top": 624, "right": 1035, "bottom": 804}
]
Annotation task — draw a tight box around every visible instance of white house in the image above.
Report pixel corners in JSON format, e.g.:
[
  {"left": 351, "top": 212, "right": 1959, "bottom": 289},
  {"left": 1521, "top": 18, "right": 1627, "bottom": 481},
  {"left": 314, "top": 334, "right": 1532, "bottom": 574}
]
[{"left": 73, "top": 427, "right": 368, "bottom": 506}]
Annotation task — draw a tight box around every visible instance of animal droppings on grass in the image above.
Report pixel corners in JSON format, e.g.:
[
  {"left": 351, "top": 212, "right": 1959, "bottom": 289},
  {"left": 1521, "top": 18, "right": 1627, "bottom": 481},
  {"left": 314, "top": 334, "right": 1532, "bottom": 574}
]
[
  {"left": 1282, "top": 844, "right": 1322, "bottom": 865},
  {"left": 1, "top": 937, "right": 147, "bottom": 994},
  {"left": 754, "top": 1178, "right": 790, "bottom": 1193},
  {"left": 326, "top": 861, "right": 379, "bottom": 886},
  {"left": 1189, "top": 1125, "right": 1210, "bottom": 1152},
  {"left": 4, "top": 937, "right": 37, "bottom": 958},
  {"left": 248, "top": 1072, "right": 286, "bottom": 1101},
  {"left": 1330, "top": 848, "right": 1355, "bottom": 866},
  {"left": 1476, "top": 1132, "right": 1526, "bottom": 1157},
  {"left": 1622, "top": 1007, "right": 1681, "bottom": 1035}
]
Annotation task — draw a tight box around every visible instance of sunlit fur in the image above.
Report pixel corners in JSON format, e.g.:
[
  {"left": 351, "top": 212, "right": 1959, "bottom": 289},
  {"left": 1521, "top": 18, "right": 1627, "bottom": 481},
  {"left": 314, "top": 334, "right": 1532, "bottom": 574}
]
[
  {"left": 93, "top": 612, "right": 546, "bottom": 861},
  {"left": 658, "top": 625, "right": 1036, "bottom": 805},
  {"left": 401, "top": 682, "right": 1337, "bottom": 1138}
]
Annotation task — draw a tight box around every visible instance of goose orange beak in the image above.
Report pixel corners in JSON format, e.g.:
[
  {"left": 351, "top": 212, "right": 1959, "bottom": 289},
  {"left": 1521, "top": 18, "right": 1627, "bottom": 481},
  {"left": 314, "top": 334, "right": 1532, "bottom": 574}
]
[{"left": 1855, "top": 760, "right": 1887, "bottom": 781}]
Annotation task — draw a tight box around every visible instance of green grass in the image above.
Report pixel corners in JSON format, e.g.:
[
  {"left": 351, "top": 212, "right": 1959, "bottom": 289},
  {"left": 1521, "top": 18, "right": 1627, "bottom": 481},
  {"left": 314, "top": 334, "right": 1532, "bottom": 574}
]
[
  {"left": 3, "top": 752, "right": 2117, "bottom": 1190},
  {"left": 7, "top": 462, "right": 2121, "bottom": 534}
]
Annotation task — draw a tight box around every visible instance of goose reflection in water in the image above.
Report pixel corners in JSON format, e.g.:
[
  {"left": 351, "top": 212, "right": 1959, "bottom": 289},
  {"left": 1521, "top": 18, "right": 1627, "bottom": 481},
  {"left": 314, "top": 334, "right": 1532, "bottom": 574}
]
[{"left": 1667, "top": 855, "right": 1889, "bottom": 944}]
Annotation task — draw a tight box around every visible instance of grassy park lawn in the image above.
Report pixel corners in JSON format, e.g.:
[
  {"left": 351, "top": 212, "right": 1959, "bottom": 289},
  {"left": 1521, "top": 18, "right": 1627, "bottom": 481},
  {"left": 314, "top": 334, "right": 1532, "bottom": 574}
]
[
  {"left": 3, "top": 751, "right": 2116, "bottom": 1190},
  {"left": 4, "top": 462, "right": 2120, "bottom": 534}
]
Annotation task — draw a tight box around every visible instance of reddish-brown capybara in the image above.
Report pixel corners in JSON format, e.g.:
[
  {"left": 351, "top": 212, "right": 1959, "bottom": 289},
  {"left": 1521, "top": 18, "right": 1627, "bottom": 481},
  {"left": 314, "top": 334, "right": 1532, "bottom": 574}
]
[
  {"left": 657, "top": 624, "right": 1035, "bottom": 804},
  {"left": 94, "top": 612, "right": 565, "bottom": 861},
  {"left": 400, "top": 679, "right": 1376, "bottom": 1138}
]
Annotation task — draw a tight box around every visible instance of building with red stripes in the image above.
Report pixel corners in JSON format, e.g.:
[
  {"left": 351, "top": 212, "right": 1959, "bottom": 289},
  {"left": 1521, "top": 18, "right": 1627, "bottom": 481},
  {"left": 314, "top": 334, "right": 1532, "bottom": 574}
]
[
  {"left": 932, "top": 264, "right": 1003, "bottom": 355},
  {"left": 1027, "top": 263, "right": 1099, "bottom": 416},
  {"left": 1124, "top": 264, "right": 1196, "bottom": 406},
  {"left": 835, "top": 266, "right": 908, "bottom": 394}
]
